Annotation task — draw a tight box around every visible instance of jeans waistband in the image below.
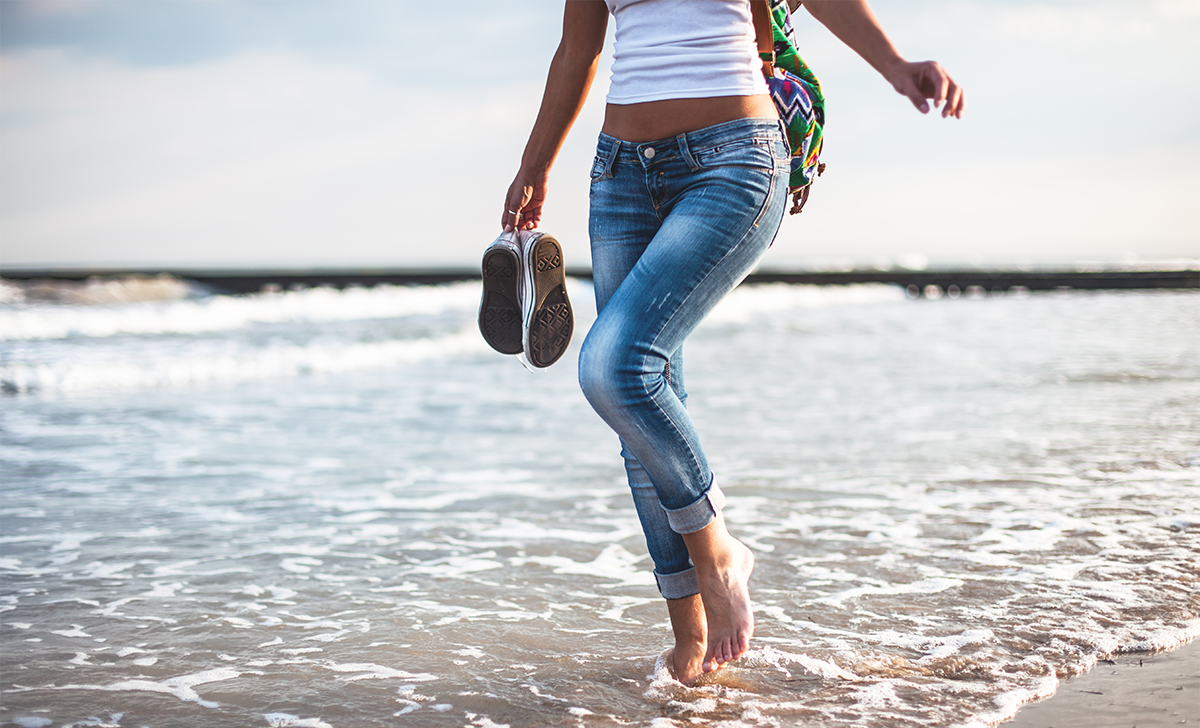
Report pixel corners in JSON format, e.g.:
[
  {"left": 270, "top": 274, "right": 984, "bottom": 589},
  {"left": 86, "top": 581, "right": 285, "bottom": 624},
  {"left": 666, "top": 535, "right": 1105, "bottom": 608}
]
[{"left": 595, "top": 117, "right": 786, "bottom": 172}]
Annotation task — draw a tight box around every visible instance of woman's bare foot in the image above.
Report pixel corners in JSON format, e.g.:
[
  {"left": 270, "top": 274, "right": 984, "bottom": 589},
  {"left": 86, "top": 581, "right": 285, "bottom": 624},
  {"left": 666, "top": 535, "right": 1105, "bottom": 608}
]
[
  {"left": 666, "top": 594, "right": 707, "bottom": 685},
  {"left": 682, "top": 514, "right": 755, "bottom": 673}
]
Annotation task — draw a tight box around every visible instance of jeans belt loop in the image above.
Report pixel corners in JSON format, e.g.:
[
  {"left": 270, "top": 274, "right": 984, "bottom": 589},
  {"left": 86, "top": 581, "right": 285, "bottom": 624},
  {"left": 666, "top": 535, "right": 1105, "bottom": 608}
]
[
  {"left": 676, "top": 132, "right": 699, "bottom": 171},
  {"left": 603, "top": 138, "right": 620, "bottom": 179}
]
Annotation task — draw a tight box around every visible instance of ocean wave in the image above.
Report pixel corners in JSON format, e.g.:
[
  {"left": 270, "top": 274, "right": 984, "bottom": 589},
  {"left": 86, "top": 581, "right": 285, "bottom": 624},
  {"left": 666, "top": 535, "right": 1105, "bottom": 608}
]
[
  {"left": 0, "top": 281, "right": 482, "bottom": 341},
  {"left": 1, "top": 329, "right": 487, "bottom": 393},
  {"left": 0, "top": 274, "right": 204, "bottom": 306},
  {"left": 0, "top": 280, "right": 908, "bottom": 342},
  {"left": 702, "top": 283, "right": 905, "bottom": 325}
]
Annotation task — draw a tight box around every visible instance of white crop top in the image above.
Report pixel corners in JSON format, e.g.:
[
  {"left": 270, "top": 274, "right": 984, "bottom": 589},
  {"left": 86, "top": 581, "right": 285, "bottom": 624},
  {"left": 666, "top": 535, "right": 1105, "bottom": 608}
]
[{"left": 604, "top": 0, "right": 768, "bottom": 104}]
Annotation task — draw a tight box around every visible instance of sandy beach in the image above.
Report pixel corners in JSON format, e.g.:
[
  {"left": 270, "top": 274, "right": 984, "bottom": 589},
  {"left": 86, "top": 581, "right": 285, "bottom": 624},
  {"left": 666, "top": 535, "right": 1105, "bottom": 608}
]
[{"left": 1004, "top": 638, "right": 1199, "bottom": 727}]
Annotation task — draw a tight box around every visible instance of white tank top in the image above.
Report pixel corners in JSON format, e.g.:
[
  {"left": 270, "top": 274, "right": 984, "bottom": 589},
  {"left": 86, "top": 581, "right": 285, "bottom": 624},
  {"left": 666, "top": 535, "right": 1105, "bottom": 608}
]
[
  {"left": 600, "top": 0, "right": 768, "bottom": 103},
  {"left": 604, "top": 0, "right": 768, "bottom": 104}
]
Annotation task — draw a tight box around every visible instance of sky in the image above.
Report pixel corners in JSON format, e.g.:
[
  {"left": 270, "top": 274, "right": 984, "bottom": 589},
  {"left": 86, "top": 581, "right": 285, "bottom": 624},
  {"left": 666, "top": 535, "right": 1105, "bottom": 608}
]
[{"left": 1, "top": 0, "right": 1197, "bottom": 272}]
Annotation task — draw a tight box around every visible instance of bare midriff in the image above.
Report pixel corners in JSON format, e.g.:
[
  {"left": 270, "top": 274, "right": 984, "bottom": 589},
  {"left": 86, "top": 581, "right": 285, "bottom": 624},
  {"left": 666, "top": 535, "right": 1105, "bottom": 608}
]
[{"left": 601, "top": 94, "right": 779, "bottom": 143}]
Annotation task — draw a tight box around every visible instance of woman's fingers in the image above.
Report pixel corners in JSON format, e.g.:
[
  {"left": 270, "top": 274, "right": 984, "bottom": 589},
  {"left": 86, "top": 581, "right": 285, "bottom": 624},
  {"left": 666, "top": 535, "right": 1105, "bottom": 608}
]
[
  {"left": 503, "top": 207, "right": 541, "bottom": 232},
  {"left": 926, "top": 63, "right": 950, "bottom": 108},
  {"left": 501, "top": 194, "right": 516, "bottom": 231},
  {"left": 501, "top": 174, "right": 548, "bottom": 231},
  {"left": 892, "top": 62, "right": 932, "bottom": 113},
  {"left": 512, "top": 204, "right": 541, "bottom": 231},
  {"left": 912, "top": 62, "right": 948, "bottom": 111},
  {"left": 894, "top": 61, "right": 965, "bottom": 119},
  {"left": 502, "top": 181, "right": 524, "bottom": 230},
  {"left": 944, "top": 82, "right": 965, "bottom": 119}
]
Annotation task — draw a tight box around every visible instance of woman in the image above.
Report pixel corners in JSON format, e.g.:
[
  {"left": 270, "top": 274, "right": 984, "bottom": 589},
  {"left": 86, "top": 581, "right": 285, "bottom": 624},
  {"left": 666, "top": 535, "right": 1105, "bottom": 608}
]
[{"left": 502, "top": 0, "right": 964, "bottom": 686}]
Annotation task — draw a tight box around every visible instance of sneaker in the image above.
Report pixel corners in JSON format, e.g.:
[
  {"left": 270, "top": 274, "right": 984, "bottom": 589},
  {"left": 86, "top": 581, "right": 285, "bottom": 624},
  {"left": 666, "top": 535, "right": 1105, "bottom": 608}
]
[
  {"left": 478, "top": 230, "right": 524, "bottom": 355},
  {"left": 520, "top": 230, "right": 573, "bottom": 368}
]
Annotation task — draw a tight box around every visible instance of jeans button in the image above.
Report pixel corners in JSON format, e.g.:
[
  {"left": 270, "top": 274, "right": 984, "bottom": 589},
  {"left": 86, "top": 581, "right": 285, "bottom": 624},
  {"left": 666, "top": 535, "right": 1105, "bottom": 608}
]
[{"left": 643, "top": 147, "right": 655, "bottom": 159}]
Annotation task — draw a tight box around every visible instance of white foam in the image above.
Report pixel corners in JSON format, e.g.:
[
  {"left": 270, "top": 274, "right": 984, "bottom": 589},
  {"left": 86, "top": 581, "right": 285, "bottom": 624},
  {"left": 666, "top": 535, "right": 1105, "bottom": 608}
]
[
  {"left": 58, "top": 667, "right": 245, "bottom": 709},
  {"left": 962, "top": 673, "right": 1058, "bottom": 728},
  {"left": 479, "top": 522, "right": 636, "bottom": 545},
  {"left": 2, "top": 274, "right": 198, "bottom": 306},
  {"left": 1, "top": 328, "right": 486, "bottom": 393},
  {"left": 513, "top": 544, "right": 655, "bottom": 588},
  {"left": 322, "top": 662, "right": 437, "bottom": 682},
  {"left": 0, "top": 281, "right": 480, "bottom": 341},
  {"left": 405, "top": 599, "right": 545, "bottom": 627},
  {"left": 403, "top": 555, "right": 506, "bottom": 578},
  {"left": 465, "top": 713, "right": 511, "bottom": 728},
  {"left": 747, "top": 646, "right": 859, "bottom": 681},
  {"left": 918, "top": 630, "right": 996, "bottom": 660},
  {"left": 454, "top": 647, "right": 486, "bottom": 659},
  {"left": 702, "top": 283, "right": 904, "bottom": 325},
  {"left": 279, "top": 557, "right": 323, "bottom": 574},
  {"left": 850, "top": 679, "right": 906, "bottom": 709},
  {"left": 1117, "top": 619, "right": 1200, "bottom": 653},
  {"left": 818, "top": 577, "right": 964, "bottom": 606},
  {"left": 264, "top": 713, "right": 334, "bottom": 728}
]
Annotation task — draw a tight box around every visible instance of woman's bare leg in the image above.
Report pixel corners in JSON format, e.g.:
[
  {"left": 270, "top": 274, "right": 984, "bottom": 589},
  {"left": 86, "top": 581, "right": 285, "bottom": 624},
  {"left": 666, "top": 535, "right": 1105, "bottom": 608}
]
[
  {"left": 681, "top": 514, "right": 755, "bottom": 672},
  {"left": 666, "top": 594, "right": 707, "bottom": 685}
]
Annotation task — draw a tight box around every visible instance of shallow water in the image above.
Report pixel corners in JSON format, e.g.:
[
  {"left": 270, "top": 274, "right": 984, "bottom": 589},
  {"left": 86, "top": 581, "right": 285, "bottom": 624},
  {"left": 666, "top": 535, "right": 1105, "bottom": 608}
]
[{"left": 2, "top": 281, "right": 1198, "bottom": 728}]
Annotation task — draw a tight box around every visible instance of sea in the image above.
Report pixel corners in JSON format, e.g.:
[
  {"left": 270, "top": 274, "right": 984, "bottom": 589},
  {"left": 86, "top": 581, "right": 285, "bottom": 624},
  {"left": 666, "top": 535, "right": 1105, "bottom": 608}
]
[{"left": 1, "top": 276, "right": 1197, "bottom": 728}]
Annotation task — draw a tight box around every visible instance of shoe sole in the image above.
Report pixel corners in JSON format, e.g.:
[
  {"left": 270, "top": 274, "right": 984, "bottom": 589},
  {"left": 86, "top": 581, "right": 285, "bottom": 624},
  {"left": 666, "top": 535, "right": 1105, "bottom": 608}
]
[
  {"left": 479, "top": 245, "right": 523, "bottom": 355},
  {"left": 523, "top": 234, "right": 573, "bottom": 368}
]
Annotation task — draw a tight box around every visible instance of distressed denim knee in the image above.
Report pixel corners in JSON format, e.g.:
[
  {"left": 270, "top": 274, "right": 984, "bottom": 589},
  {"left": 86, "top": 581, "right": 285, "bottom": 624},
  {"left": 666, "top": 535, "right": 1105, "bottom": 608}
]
[
  {"left": 580, "top": 317, "right": 725, "bottom": 536},
  {"left": 576, "top": 317, "right": 638, "bottom": 426},
  {"left": 578, "top": 311, "right": 714, "bottom": 515}
]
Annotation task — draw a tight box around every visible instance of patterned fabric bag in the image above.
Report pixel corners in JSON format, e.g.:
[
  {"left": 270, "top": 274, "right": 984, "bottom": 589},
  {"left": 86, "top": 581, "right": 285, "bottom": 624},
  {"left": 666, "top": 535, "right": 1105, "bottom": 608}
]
[{"left": 754, "top": 0, "right": 826, "bottom": 214}]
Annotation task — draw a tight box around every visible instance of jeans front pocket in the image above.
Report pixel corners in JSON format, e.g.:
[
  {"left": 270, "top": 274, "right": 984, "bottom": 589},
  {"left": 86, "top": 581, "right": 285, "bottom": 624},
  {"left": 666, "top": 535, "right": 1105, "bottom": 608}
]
[{"left": 589, "top": 155, "right": 607, "bottom": 183}]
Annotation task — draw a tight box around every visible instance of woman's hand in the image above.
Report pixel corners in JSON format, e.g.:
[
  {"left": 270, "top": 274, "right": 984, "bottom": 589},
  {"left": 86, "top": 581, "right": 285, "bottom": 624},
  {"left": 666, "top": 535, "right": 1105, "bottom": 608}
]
[
  {"left": 803, "top": 0, "right": 965, "bottom": 119},
  {"left": 502, "top": 167, "right": 549, "bottom": 232},
  {"left": 883, "top": 59, "right": 965, "bottom": 119}
]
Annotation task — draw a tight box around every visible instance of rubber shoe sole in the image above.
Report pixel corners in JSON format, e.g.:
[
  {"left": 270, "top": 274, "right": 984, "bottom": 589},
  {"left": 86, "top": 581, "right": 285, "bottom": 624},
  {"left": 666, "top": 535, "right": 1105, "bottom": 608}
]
[
  {"left": 521, "top": 232, "right": 573, "bottom": 368},
  {"left": 478, "top": 234, "right": 523, "bottom": 355}
]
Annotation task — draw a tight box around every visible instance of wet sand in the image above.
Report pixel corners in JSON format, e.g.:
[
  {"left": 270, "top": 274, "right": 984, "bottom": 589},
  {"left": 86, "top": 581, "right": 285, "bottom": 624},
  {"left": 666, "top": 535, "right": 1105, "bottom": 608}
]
[{"left": 1004, "top": 639, "right": 1199, "bottom": 728}]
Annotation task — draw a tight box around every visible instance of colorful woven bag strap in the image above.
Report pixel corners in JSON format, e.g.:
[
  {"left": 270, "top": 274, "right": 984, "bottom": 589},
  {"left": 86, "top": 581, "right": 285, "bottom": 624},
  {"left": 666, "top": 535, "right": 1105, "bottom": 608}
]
[{"left": 753, "top": 0, "right": 828, "bottom": 214}]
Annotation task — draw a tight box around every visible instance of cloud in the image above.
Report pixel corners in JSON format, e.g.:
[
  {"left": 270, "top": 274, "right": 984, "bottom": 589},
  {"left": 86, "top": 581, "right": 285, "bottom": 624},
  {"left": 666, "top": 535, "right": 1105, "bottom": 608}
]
[
  {"left": 1, "top": 0, "right": 1196, "bottom": 270},
  {"left": 0, "top": 0, "right": 555, "bottom": 81},
  {"left": 1, "top": 47, "right": 550, "bottom": 267}
]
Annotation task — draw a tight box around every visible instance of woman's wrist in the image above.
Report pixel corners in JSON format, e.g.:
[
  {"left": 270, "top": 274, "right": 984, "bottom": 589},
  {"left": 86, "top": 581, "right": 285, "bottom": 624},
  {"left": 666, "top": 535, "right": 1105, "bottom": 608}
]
[
  {"left": 879, "top": 55, "right": 911, "bottom": 87},
  {"left": 518, "top": 162, "right": 551, "bottom": 179}
]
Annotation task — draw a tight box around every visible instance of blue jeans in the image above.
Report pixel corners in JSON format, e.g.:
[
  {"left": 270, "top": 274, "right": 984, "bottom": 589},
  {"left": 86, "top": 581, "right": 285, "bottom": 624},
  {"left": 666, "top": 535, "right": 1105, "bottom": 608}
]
[{"left": 578, "top": 118, "right": 789, "bottom": 599}]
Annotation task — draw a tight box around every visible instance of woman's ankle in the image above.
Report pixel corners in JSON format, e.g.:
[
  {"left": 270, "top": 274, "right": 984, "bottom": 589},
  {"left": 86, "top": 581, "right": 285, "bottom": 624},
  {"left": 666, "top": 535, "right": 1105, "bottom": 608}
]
[
  {"left": 666, "top": 594, "right": 708, "bottom": 684},
  {"left": 666, "top": 594, "right": 706, "bottom": 641}
]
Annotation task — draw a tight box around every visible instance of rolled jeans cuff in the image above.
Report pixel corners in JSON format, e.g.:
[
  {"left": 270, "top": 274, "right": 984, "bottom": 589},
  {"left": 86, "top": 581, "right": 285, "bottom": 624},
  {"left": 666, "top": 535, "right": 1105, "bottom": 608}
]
[
  {"left": 663, "top": 479, "right": 725, "bottom": 535},
  {"left": 655, "top": 567, "right": 700, "bottom": 599}
]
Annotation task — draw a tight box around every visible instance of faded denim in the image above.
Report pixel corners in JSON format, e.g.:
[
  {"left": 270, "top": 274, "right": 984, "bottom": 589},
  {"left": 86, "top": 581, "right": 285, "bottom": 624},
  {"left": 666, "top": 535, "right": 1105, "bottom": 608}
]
[{"left": 579, "top": 118, "right": 789, "bottom": 598}]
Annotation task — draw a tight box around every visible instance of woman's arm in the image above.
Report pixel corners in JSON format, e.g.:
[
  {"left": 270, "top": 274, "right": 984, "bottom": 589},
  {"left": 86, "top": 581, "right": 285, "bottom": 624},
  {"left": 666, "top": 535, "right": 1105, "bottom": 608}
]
[
  {"left": 502, "top": 1, "right": 609, "bottom": 231},
  {"left": 802, "top": 0, "right": 965, "bottom": 118}
]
